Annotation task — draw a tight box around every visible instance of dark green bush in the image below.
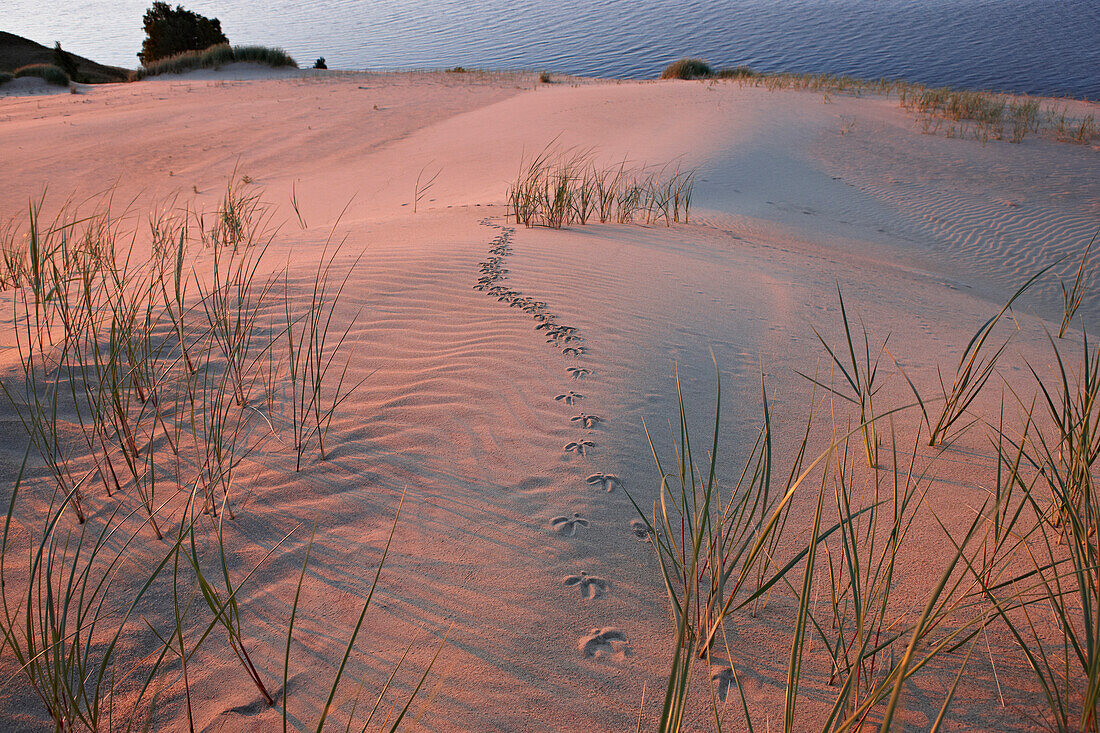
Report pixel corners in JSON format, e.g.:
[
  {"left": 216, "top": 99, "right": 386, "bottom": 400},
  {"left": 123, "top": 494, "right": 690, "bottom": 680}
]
[
  {"left": 138, "top": 2, "right": 228, "bottom": 65},
  {"left": 13, "top": 64, "right": 70, "bottom": 86},
  {"left": 313, "top": 57, "right": 327, "bottom": 70},
  {"left": 0, "top": 72, "right": 12, "bottom": 86},
  {"left": 660, "top": 58, "right": 713, "bottom": 80},
  {"left": 715, "top": 65, "right": 757, "bottom": 79}
]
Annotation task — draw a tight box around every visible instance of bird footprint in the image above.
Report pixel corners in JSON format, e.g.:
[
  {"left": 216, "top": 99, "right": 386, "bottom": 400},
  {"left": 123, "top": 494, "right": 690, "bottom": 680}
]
[
  {"left": 555, "top": 391, "right": 583, "bottom": 405},
  {"left": 567, "top": 367, "right": 592, "bottom": 380},
  {"left": 563, "top": 571, "right": 609, "bottom": 600},
  {"left": 571, "top": 414, "right": 602, "bottom": 429},
  {"left": 562, "top": 345, "right": 586, "bottom": 357},
  {"left": 585, "top": 472, "right": 622, "bottom": 492},
  {"left": 711, "top": 666, "right": 735, "bottom": 702},
  {"left": 564, "top": 440, "right": 595, "bottom": 456},
  {"left": 550, "top": 513, "right": 589, "bottom": 536},
  {"left": 579, "top": 628, "right": 630, "bottom": 658},
  {"left": 630, "top": 519, "right": 651, "bottom": 541}
]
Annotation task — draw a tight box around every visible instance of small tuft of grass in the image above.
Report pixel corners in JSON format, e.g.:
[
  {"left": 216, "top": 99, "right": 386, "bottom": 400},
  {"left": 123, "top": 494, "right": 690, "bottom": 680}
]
[
  {"left": 13, "top": 63, "right": 70, "bottom": 87},
  {"left": 714, "top": 65, "right": 757, "bottom": 79},
  {"left": 660, "top": 58, "right": 713, "bottom": 80}
]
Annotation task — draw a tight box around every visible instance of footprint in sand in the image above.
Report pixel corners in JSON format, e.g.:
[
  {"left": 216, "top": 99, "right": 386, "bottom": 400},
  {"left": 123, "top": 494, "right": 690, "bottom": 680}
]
[
  {"left": 571, "top": 414, "right": 601, "bottom": 429},
  {"left": 711, "top": 666, "right": 735, "bottom": 702},
  {"left": 579, "top": 628, "right": 630, "bottom": 658},
  {"left": 555, "top": 391, "right": 583, "bottom": 405},
  {"left": 564, "top": 440, "right": 595, "bottom": 456},
  {"left": 567, "top": 367, "right": 592, "bottom": 380},
  {"left": 535, "top": 320, "right": 559, "bottom": 332},
  {"left": 630, "top": 519, "right": 652, "bottom": 542},
  {"left": 550, "top": 513, "right": 589, "bottom": 536},
  {"left": 561, "top": 345, "right": 586, "bottom": 357},
  {"left": 521, "top": 300, "right": 548, "bottom": 314},
  {"left": 585, "top": 472, "right": 622, "bottom": 492},
  {"left": 563, "top": 571, "right": 609, "bottom": 600}
]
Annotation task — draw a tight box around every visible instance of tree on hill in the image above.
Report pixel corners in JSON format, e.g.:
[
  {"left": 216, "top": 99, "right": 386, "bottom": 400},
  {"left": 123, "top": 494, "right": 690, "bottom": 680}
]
[{"left": 138, "top": 2, "right": 228, "bottom": 66}]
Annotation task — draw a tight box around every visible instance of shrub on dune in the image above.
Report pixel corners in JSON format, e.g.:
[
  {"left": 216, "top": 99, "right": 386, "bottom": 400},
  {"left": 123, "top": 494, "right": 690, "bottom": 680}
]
[
  {"left": 13, "top": 63, "right": 70, "bottom": 86},
  {"left": 131, "top": 43, "right": 297, "bottom": 80},
  {"left": 0, "top": 72, "right": 12, "bottom": 86},
  {"left": 660, "top": 58, "right": 713, "bottom": 80}
]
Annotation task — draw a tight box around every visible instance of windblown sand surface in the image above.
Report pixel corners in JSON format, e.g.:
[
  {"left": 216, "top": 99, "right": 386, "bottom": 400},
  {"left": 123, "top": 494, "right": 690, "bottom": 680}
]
[{"left": 1, "top": 67, "right": 1098, "bottom": 730}]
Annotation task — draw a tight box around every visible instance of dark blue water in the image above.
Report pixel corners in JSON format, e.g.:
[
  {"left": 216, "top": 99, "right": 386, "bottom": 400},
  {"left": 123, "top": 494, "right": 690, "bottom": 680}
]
[{"left": 7, "top": 0, "right": 1099, "bottom": 98}]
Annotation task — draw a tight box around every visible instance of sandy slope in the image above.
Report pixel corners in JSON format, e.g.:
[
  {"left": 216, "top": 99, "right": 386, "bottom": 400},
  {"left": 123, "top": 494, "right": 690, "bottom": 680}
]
[{"left": 0, "top": 67, "right": 1098, "bottom": 731}]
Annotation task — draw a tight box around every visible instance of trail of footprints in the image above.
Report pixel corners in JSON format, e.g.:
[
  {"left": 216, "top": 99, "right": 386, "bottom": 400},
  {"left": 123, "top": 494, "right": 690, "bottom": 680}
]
[{"left": 476, "top": 219, "right": 635, "bottom": 659}]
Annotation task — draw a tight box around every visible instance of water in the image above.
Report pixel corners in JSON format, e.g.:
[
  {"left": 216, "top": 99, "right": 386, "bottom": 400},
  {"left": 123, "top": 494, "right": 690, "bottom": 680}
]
[{"left": 6, "top": 0, "right": 1099, "bottom": 99}]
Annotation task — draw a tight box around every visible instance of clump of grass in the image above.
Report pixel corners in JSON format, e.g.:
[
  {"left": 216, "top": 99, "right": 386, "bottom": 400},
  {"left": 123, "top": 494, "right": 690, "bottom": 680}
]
[
  {"left": 714, "top": 65, "right": 757, "bottom": 79},
  {"left": 13, "top": 63, "right": 70, "bottom": 87},
  {"left": 640, "top": 361, "right": 989, "bottom": 731},
  {"left": 971, "top": 332, "right": 1100, "bottom": 731},
  {"left": 0, "top": 180, "right": 441, "bottom": 728},
  {"left": 1009, "top": 99, "right": 1041, "bottom": 143},
  {"left": 203, "top": 170, "right": 274, "bottom": 251},
  {"left": 1075, "top": 114, "right": 1099, "bottom": 144},
  {"left": 283, "top": 239, "right": 362, "bottom": 470},
  {"left": 660, "top": 58, "right": 713, "bottom": 80},
  {"left": 232, "top": 45, "right": 297, "bottom": 67},
  {"left": 508, "top": 147, "right": 695, "bottom": 229},
  {"left": 0, "top": 71, "right": 13, "bottom": 86},
  {"left": 539, "top": 71, "right": 552, "bottom": 84},
  {"left": 131, "top": 43, "right": 297, "bottom": 80},
  {"left": 0, "top": 463, "right": 179, "bottom": 730}
]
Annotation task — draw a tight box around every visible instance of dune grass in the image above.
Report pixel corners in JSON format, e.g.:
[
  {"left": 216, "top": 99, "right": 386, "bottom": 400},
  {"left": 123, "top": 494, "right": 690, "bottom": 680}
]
[
  {"left": 131, "top": 43, "right": 297, "bottom": 80},
  {"left": 640, "top": 231, "right": 1100, "bottom": 730},
  {"left": 509, "top": 147, "right": 695, "bottom": 229},
  {"left": 1060, "top": 229, "right": 1098, "bottom": 338},
  {"left": 670, "top": 62, "right": 1099, "bottom": 145},
  {"left": 12, "top": 63, "right": 69, "bottom": 86},
  {"left": 660, "top": 58, "right": 713, "bottom": 80},
  {"left": 638, "top": 361, "right": 993, "bottom": 731},
  {"left": 0, "top": 182, "right": 437, "bottom": 729},
  {"left": 714, "top": 66, "right": 757, "bottom": 80}
]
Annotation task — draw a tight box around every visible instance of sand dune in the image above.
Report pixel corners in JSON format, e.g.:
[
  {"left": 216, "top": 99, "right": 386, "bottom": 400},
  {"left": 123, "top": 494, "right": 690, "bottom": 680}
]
[{"left": 0, "top": 69, "right": 1098, "bottom": 730}]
